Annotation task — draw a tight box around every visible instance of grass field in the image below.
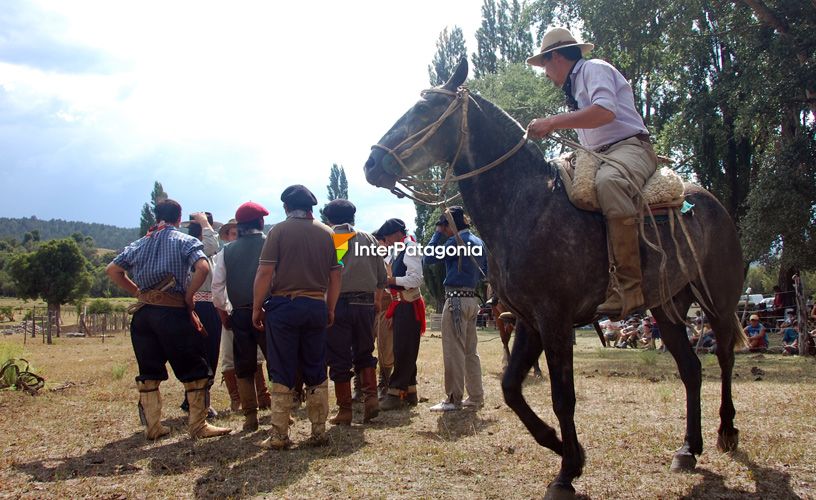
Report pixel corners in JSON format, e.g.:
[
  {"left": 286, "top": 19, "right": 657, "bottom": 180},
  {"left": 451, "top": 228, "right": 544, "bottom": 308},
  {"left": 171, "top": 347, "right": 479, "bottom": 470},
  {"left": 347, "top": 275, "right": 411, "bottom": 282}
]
[{"left": 0, "top": 329, "right": 814, "bottom": 499}]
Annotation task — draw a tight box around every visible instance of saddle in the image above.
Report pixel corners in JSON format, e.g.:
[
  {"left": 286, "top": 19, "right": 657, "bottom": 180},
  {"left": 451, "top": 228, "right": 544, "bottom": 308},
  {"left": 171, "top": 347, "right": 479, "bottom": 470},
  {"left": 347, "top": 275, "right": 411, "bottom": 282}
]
[{"left": 553, "top": 150, "right": 685, "bottom": 214}]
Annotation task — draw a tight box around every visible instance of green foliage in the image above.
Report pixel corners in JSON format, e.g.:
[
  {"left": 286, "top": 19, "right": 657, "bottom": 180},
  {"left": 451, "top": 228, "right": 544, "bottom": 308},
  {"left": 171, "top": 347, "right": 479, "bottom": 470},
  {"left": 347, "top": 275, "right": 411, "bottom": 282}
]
[
  {"left": 0, "top": 343, "right": 23, "bottom": 369},
  {"left": 638, "top": 349, "right": 658, "bottom": 366},
  {"left": 139, "top": 181, "right": 168, "bottom": 236},
  {"left": 473, "top": 0, "right": 534, "bottom": 78},
  {"left": 111, "top": 363, "right": 127, "bottom": 380},
  {"left": 86, "top": 299, "right": 113, "bottom": 314},
  {"left": 320, "top": 164, "right": 349, "bottom": 224},
  {"left": 428, "top": 26, "right": 468, "bottom": 85},
  {"left": 0, "top": 216, "right": 138, "bottom": 250},
  {"left": 8, "top": 238, "right": 92, "bottom": 309}
]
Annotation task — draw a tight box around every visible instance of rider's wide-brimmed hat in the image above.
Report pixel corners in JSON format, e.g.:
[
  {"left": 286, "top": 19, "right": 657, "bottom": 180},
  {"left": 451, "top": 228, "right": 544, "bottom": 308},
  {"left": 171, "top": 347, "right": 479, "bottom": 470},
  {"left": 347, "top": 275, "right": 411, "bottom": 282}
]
[{"left": 526, "top": 27, "right": 594, "bottom": 67}]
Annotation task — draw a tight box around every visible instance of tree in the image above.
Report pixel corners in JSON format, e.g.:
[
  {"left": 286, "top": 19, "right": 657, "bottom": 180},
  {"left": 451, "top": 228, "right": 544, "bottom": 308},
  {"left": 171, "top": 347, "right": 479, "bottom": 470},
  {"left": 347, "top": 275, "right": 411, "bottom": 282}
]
[
  {"left": 139, "top": 181, "right": 168, "bottom": 236},
  {"left": 473, "top": 0, "right": 535, "bottom": 77},
  {"left": 8, "top": 239, "right": 92, "bottom": 343},
  {"left": 319, "top": 164, "right": 348, "bottom": 223},
  {"left": 428, "top": 26, "right": 468, "bottom": 85}
]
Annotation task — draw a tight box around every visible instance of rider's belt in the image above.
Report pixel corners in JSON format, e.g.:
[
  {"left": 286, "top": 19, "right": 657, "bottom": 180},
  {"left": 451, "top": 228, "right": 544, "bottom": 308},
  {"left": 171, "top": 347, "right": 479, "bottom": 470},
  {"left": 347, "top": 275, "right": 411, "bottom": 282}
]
[
  {"left": 193, "top": 291, "right": 213, "bottom": 302},
  {"left": 392, "top": 288, "right": 422, "bottom": 303},
  {"left": 134, "top": 290, "right": 186, "bottom": 309},
  {"left": 340, "top": 291, "right": 375, "bottom": 305},
  {"left": 596, "top": 133, "right": 651, "bottom": 153},
  {"left": 270, "top": 290, "right": 326, "bottom": 301},
  {"left": 445, "top": 290, "right": 476, "bottom": 299}
]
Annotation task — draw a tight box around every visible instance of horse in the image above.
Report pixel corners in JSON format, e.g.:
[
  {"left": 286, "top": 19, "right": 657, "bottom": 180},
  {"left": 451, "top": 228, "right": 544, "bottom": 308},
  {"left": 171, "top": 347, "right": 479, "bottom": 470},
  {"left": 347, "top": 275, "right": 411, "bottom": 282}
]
[{"left": 364, "top": 59, "right": 745, "bottom": 498}]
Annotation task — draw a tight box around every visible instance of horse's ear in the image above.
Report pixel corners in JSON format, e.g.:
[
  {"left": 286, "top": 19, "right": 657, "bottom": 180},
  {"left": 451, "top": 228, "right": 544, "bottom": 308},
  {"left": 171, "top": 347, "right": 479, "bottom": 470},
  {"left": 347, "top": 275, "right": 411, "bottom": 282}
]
[{"left": 442, "top": 58, "right": 468, "bottom": 91}]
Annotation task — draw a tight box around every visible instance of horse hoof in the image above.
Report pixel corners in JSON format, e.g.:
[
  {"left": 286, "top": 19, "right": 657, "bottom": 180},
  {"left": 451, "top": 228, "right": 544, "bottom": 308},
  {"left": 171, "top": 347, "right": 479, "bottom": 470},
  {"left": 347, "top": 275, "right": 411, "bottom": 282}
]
[
  {"left": 670, "top": 452, "right": 697, "bottom": 472},
  {"left": 717, "top": 428, "right": 739, "bottom": 452},
  {"left": 544, "top": 483, "right": 576, "bottom": 500}
]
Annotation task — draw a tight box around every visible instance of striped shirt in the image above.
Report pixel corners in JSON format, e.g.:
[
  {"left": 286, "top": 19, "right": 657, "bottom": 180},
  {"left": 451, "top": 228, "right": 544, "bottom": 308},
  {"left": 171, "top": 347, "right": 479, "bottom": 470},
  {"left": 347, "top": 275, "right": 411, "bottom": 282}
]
[{"left": 112, "top": 225, "right": 206, "bottom": 293}]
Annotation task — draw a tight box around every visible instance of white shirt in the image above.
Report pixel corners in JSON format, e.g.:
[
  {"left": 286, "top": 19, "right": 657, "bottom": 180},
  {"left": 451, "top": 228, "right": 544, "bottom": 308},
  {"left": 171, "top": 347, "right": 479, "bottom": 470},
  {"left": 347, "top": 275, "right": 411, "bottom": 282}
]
[
  {"left": 211, "top": 249, "right": 230, "bottom": 312},
  {"left": 570, "top": 58, "right": 648, "bottom": 150},
  {"left": 394, "top": 237, "right": 423, "bottom": 289}
]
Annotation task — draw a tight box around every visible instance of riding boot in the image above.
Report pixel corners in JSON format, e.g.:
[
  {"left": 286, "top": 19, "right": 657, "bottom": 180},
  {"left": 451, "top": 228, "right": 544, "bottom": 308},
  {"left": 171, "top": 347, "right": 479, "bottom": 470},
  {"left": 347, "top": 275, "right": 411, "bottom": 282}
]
[
  {"left": 184, "top": 379, "right": 231, "bottom": 439},
  {"left": 236, "top": 377, "right": 258, "bottom": 432},
  {"left": 351, "top": 371, "right": 362, "bottom": 403},
  {"left": 255, "top": 364, "right": 271, "bottom": 410},
  {"left": 380, "top": 388, "right": 406, "bottom": 411},
  {"left": 377, "top": 366, "right": 392, "bottom": 401},
  {"left": 361, "top": 366, "right": 380, "bottom": 422},
  {"left": 595, "top": 217, "right": 645, "bottom": 320},
  {"left": 258, "top": 383, "right": 292, "bottom": 449},
  {"left": 137, "top": 380, "right": 170, "bottom": 440},
  {"left": 329, "top": 380, "right": 353, "bottom": 426},
  {"left": 303, "top": 380, "right": 329, "bottom": 446},
  {"left": 222, "top": 369, "right": 241, "bottom": 412}
]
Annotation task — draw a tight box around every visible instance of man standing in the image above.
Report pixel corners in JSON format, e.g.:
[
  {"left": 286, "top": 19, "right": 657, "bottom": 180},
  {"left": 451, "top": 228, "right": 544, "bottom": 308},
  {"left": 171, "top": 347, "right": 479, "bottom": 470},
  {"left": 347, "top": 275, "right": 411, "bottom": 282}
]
[
  {"left": 323, "top": 199, "right": 387, "bottom": 425},
  {"left": 253, "top": 185, "right": 342, "bottom": 449},
  {"left": 423, "top": 207, "right": 487, "bottom": 411},
  {"left": 106, "top": 199, "right": 230, "bottom": 440},
  {"left": 526, "top": 27, "right": 657, "bottom": 320},
  {"left": 212, "top": 202, "right": 271, "bottom": 432},
  {"left": 376, "top": 219, "right": 425, "bottom": 411},
  {"left": 372, "top": 230, "right": 395, "bottom": 399}
]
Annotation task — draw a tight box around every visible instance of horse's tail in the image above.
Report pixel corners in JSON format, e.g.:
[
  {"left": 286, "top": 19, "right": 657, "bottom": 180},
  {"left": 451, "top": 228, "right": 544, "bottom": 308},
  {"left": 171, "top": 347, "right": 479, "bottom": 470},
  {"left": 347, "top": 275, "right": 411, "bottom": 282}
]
[{"left": 732, "top": 313, "right": 749, "bottom": 351}]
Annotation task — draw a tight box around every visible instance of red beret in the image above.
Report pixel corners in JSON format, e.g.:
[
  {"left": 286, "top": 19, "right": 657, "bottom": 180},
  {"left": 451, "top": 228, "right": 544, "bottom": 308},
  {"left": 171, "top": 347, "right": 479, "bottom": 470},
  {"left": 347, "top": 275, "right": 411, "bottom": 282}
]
[{"left": 235, "top": 201, "right": 269, "bottom": 223}]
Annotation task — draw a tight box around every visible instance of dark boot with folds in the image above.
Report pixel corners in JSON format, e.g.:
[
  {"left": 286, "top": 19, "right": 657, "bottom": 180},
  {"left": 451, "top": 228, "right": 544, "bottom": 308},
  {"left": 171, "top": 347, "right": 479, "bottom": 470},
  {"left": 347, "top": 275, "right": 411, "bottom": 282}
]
[
  {"left": 361, "top": 367, "right": 380, "bottom": 422},
  {"left": 137, "top": 380, "right": 171, "bottom": 440},
  {"left": 222, "top": 369, "right": 241, "bottom": 412},
  {"left": 255, "top": 363, "right": 271, "bottom": 410},
  {"left": 236, "top": 376, "right": 258, "bottom": 432},
  {"left": 184, "top": 378, "right": 232, "bottom": 439},
  {"left": 329, "top": 380, "right": 353, "bottom": 426},
  {"left": 377, "top": 366, "right": 392, "bottom": 401},
  {"left": 595, "top": 216, "right": 645, "bottom": 320}
]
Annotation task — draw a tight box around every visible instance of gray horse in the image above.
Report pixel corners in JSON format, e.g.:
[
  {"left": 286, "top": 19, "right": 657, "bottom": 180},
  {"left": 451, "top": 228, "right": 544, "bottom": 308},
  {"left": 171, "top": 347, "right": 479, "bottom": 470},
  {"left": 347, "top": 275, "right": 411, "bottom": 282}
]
[{"left": 364, "top": 59, "right": 745, "bottom": 499}]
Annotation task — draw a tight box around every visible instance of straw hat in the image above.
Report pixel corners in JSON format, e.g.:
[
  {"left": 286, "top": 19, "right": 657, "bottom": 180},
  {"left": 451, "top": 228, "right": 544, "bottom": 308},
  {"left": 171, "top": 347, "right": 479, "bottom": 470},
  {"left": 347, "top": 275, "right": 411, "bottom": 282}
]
[{"left": 526, "top": 27, "right": 594, "bottom": 67}]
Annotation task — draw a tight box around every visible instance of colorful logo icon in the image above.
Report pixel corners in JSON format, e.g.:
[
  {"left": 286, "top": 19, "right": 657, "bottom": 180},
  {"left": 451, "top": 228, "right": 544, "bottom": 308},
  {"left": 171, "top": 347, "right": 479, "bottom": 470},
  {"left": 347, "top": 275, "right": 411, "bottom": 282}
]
[{"left": 332, "top": 232, "right": 356, "bottom": 266}]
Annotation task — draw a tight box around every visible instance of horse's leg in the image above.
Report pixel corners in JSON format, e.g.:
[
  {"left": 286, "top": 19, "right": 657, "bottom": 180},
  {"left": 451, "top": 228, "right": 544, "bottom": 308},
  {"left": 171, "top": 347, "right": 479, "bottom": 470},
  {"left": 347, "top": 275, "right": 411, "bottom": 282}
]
[
  {"left": 532, "top": 356, "right": 543, "bottom": 378},
  {"left": 540, "top": 322, "right": 584, "bottom": 498},
  {"left": 652, "top": 295, "right": 702, "bottom": 472},
  {"left": 707, "top": 311, "right": 740, "bottom": 452},
  {"left": 501, "top": 321, "right": 562, "bottom": 454}
]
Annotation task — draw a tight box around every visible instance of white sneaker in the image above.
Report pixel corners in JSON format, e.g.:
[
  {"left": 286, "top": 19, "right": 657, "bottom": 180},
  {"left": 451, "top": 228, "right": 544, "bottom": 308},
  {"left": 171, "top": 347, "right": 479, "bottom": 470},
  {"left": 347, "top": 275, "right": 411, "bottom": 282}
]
[
  {"left": 462, "top": 398, "right": 483, "bottom": 408},
  {"left": 429, "top": 401, "right": 462, "bottom": 412}
]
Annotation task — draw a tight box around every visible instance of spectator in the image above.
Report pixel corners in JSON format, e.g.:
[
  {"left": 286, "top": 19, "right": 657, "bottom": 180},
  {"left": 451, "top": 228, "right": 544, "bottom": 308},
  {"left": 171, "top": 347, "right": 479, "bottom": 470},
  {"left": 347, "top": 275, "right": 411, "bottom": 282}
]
[
  {"left": 744, "top": 314, "right": 768, "bottom": 352},
  {"left": 600, "top": 318, "right": 622, "bottom": 346},
  {"left": 616, "top": 317, "right": 640, "bottom": 348},
  {"left": 781, "top": 321, "right": 799, "bottom": 356}
]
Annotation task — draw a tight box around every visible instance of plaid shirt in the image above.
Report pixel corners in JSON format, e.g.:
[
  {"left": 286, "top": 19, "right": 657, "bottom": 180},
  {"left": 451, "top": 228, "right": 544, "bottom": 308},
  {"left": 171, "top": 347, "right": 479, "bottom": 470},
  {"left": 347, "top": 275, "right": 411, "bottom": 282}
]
[{"left": 112, "top": 225, "right": 206, "bottom": 293}]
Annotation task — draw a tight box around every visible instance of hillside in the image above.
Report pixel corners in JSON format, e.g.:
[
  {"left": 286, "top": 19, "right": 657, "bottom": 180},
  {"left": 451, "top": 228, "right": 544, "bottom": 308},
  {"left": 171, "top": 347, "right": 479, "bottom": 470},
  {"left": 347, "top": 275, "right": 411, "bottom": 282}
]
[{"left": 0, "top": 216, "right": 139, "bottom": 250}]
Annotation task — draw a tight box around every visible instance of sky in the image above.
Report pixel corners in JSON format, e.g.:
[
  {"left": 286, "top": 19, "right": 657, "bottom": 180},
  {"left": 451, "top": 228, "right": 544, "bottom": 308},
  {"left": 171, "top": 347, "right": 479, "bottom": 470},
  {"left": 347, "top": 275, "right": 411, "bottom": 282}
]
[{"left": 0, "top": 0, "right": 486, "bottom": 234}]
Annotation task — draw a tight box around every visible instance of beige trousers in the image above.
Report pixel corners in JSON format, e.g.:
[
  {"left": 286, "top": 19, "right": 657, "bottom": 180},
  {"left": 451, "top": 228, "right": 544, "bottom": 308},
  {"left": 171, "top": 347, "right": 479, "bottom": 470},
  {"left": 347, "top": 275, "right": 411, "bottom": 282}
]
[
  {"left": 374, "top": 310, "right": 394, "bottom": 369},
  {"left": 441, "top": 296, "right": 483, "bottom": 403},
  {"left": 219, "top": 326, "right": 265, "bottom": 372},
  {"left": 595, "top": 137, "right": 658, "bottom": 218}
]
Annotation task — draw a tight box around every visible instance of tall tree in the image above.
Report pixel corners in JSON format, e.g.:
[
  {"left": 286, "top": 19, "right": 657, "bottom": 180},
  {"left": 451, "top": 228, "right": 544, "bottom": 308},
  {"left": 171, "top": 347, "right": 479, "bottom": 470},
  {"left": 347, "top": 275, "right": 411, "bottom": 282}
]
[
  {"left": 320, "top": 164, "right": 349, "bottom": 223},
  {"left": 139, "top": 181, "right": 168, "bottom": 236},
  {"left": 473, "top": 0, "right": 535, "bottom": 77},
  {"left": 428, "top": 26, "right": 468, "bottom": 85},
  {"left": 8, "top": 239, "right": 92, "bottom": 342}
]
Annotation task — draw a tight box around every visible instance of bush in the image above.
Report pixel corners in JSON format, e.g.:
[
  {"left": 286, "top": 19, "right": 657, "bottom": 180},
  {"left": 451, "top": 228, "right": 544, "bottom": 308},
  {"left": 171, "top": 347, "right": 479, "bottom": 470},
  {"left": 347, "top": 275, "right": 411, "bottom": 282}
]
[
  {"left": 86, "top": 299, "right": 113, "bottom": 315},
  {"left": 111, "top": 363, "right": 127, "bottom": 380}
]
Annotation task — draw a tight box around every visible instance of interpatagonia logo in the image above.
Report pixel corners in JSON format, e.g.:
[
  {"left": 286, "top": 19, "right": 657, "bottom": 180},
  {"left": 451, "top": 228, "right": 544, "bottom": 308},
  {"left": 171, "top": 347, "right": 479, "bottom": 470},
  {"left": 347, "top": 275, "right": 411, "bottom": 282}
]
[{"left": 332, "top": 232, "right": 356, "bottom": 266}]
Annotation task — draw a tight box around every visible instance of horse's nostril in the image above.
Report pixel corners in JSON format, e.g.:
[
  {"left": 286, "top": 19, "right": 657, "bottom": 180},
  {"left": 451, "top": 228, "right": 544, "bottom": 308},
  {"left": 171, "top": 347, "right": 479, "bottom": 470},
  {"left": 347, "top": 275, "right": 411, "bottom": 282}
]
[{"left": 364, "top": 156, "right": 375, "bottom": 170}]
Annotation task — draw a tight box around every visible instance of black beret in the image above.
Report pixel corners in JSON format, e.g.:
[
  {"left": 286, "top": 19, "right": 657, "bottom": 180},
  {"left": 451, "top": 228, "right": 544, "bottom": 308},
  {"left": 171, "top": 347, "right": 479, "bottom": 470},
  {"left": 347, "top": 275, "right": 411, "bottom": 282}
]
[
  {"left": 436, "top": 206, "right": 469, "bottom": 228},
  {"left": 281, "top": 184, "right": 318, "bottom": 207},
  {"left": 377, "top": 218, "right": 406, "bottom": 237},
  {"left": 323, "top": 199, "right": 356, "bottom": 223}
]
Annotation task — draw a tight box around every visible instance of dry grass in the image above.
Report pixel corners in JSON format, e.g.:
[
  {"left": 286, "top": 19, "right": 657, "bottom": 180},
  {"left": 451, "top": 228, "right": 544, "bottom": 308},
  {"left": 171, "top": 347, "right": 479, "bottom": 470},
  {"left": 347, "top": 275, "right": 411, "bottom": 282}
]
[{"left": 0, "top": 329, "right": 814, "bottom": 499}]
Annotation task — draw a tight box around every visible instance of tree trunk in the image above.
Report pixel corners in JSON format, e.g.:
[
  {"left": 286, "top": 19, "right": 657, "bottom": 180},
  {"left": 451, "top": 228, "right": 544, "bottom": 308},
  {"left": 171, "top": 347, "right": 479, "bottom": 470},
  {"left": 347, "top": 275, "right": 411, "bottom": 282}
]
[{"left": 47, "top": 302, "right": 61, "bottom": 337}]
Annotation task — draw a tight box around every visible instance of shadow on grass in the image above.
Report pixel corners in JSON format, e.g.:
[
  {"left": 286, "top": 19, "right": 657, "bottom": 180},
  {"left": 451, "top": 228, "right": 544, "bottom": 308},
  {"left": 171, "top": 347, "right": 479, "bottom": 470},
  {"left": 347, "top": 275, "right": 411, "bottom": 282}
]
[
  {"left": 422, "top": 411, "right": 497, "bottom": 442},
  {"left": 682, "top": 450, "right": 800, "bottom": 499}
]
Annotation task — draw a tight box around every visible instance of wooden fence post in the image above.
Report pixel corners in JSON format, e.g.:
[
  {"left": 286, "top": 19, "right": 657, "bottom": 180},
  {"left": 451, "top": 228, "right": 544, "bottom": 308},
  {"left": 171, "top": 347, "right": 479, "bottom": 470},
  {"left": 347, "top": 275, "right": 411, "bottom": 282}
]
[{"left": 794, "top": 275, "right": 811, "bottom": 356}]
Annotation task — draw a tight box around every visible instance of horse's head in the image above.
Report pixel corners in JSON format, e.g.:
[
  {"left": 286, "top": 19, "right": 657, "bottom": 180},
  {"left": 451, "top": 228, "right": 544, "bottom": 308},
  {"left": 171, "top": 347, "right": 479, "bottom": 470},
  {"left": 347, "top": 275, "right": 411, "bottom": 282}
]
[{"left": 364, "top": 59, "right": 469, "bottom": 190}]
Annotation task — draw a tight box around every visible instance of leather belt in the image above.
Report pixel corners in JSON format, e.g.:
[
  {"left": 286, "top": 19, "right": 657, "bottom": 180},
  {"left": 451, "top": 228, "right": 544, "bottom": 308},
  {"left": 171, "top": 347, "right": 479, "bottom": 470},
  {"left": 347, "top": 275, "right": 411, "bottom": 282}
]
[
  {"left": 596, "top": 133, "right": 650, "bottom": 153},
  {"left": 445, "top": 290, "right": 476, "bottom": 298},
  {"left": 271, "top": 290, "right": 325, "bottom": 301},
  {"left": 193, "top": 291, "right": 213, "bottom": 302}
]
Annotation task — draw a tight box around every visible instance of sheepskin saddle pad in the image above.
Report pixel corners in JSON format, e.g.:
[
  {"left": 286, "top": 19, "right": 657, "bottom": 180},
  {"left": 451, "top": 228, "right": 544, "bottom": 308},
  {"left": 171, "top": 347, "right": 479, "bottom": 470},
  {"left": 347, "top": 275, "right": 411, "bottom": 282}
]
[{"left": 552, "top": 150, "right": 685, "bottom": 213}]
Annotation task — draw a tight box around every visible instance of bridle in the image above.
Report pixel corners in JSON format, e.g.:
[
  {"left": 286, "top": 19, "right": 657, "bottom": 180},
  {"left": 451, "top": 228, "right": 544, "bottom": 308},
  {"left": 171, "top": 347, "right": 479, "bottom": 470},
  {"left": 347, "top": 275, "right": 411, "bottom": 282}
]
[{"left": 371, "top": 86, "right": 528, "bottom": 207}]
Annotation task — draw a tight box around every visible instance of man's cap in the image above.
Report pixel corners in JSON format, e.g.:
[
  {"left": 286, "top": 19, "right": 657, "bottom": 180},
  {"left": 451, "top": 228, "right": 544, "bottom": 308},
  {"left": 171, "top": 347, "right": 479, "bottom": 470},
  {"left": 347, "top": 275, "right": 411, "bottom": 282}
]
[
  {"left": 749, "top": 314, "right": 760, "bottom": 321},
  {"left": 436, "top": 206, "right": 469, "bottom": 229},
  {"left": 323, "top": 199, "right": 356, "bottom": 223},
  {"left": 235, "top": 201, "right": 269, "bottom": 223},
  {"left": 281, "top": 184, "right": 318, "bottom": 207},
  {"left": 377, "top": 218, "right": 406, "bottom": 237},
  {"left": 526, "top": 27, "right": 594, "bottom": 67}
]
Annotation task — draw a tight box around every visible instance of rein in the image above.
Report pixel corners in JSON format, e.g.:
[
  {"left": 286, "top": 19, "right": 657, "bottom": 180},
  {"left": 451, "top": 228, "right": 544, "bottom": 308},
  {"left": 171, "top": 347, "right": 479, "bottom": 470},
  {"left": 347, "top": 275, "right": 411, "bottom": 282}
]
[{"left": 372, "top": 86, "right": 527, "bottom": 207}]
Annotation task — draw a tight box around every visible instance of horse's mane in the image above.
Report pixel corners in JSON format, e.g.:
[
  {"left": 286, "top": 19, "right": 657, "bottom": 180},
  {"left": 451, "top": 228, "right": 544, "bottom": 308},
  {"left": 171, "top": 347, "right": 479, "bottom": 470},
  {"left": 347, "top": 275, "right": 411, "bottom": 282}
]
[{"left": 468, "top": 92, "right": 558, "bottom": 180}]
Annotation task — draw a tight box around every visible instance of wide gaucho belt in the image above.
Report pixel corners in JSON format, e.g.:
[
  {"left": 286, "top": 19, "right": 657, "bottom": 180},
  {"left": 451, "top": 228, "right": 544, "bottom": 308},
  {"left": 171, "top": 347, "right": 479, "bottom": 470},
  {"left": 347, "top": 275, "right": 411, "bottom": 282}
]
[
  {"left": 128, "top": 275, "right": 185, "bottom": 313},
  {"left": 445, "top": 290, "right": 476, "bottom": 299}
]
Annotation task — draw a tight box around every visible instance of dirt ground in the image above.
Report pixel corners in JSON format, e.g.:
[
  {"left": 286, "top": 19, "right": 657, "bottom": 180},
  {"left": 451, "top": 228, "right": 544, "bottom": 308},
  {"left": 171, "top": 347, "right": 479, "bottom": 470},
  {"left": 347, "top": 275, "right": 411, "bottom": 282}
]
[{"left": 0, "top": 329, "right": 814, "bottom": 499}]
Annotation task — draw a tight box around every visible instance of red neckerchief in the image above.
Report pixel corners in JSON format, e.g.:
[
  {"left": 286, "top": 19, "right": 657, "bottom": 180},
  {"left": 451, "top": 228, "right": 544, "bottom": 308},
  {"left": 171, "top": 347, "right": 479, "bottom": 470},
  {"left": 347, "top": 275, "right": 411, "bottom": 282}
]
[{"left": 145, "top": 222, "right": 172, "bottom": 238}]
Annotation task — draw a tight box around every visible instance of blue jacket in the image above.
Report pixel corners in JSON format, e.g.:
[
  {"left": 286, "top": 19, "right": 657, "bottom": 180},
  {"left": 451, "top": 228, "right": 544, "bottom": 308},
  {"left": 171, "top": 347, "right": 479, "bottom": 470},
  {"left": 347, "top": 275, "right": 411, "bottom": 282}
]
[{"left": 423, "top": 229, "right": 487, "bottom": 289}]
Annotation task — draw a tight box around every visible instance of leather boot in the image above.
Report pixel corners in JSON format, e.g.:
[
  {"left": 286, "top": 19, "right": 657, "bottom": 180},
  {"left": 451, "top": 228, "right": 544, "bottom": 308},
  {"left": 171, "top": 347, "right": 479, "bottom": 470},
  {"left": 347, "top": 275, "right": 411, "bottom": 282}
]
[
  {"left": 222, "top": 369, "right": 241, "bottom": 412},
  {"left": 255, "top": 364, "right": 271, "bottom": 410},
  {"left": 303, "top": 380, "right": 329, "bottom": 446},
  {"left": 258, "top": 383, "right": 292, "bottom": 450},
  {"left": 184, "top": 379, "right": 232, "bottom": 439},
  {"left": 329, "top": 380, "right": 353, "bottom": 426},
  {"left": 380, "top": 388, "right": 406, "bottom": 411},
  {"left": 137, "top": 380, "right": 170, "bottom": 440},
  {"left": 595, "top": 217, "right": 645, "bottom": 320},
  {"left": 361, "top": 367, "right": 379, "bottom": 422},
  {"left": 236, "top": 377, "right": 258, "bottom": 432},
  {"left": 377, "top": 366, "right": 392, "bottom": 401},
  {"left": 351, "top": 372, "right": 362, "bottom": 403}
]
